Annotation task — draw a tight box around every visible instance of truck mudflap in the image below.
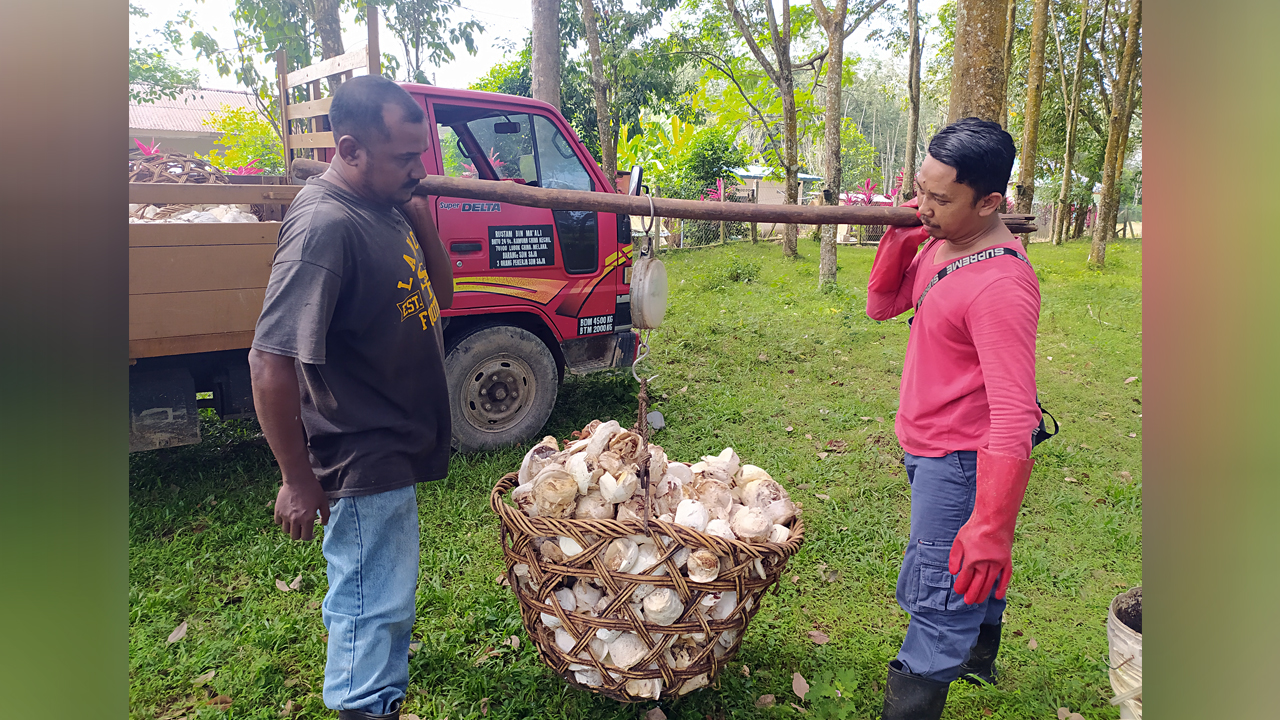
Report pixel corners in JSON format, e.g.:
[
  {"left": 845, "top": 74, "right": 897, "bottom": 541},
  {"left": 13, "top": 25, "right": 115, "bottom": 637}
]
[{"left": 561, "top": 329, "right": 637, "bottom": 375}]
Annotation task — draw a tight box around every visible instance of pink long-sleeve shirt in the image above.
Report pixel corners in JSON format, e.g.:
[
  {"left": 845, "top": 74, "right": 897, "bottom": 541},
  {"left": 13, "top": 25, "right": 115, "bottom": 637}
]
[{"left": 867, "top": 236, "right": 1042, "bottom": 459}]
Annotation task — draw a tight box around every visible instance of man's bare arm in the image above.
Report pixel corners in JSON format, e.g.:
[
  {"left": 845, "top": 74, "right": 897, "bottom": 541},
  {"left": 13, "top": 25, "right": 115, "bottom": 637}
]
[
  {"left": 249, "top": 348, "right": 330, "bottom": 540},
  {"left": 402, "top": 196, "right": 454, "bottom": 310}
]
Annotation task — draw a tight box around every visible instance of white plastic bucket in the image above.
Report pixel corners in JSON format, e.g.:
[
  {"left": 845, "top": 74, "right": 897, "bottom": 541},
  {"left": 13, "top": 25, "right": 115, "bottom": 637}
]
[{"left": 1107, "top": 588, "right": 1143, "bottom": 719}]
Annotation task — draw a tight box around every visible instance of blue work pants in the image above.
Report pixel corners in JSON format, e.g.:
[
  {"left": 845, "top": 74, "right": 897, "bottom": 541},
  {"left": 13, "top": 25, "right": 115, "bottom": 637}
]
[{"left": 895, "top": 451, "right": 1006, "bottom": 683}]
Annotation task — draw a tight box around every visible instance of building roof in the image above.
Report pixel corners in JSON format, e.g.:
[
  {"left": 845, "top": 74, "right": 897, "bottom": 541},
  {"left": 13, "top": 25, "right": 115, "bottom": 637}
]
[
  {"left": 732, "top": 165, "right": 823, "bottom": 182},
  {"left": 129, "top": 87, "right": 260, "bottom": 135}
]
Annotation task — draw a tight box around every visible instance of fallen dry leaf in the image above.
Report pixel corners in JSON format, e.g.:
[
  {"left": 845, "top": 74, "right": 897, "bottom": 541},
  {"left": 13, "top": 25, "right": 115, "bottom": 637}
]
[
  {"left": 741, "top": 664, "right": 751, "bottom": 677},
  {"left": 1058, "top": 707, "right": 1069, "bottom": 720},
  {"left": 403, "top": 715, "right": 422, "bottom": 720},
  {"left": 645, "top": 708, "right": 667, "bottom": 720},
  {"left": 206, "top": 695, "right": 233, "bottom": 710},
  {"left": 1124, "top": 376, "right": 1138, "bottom": 384},
  {"left": 790, "top": 702, "right": 808, "bottom": 714},
  {"left": 1068, "top": 714, "right": 1084, "bottom": 720},
  {"left": 306, "top": 600, "right": 320, "bottom": 610},
  {"left": 503, "top": 635, "right": 520, "bottom": 649},
  {"left": 1028, "top": 637, "right": 1039, "bottom": 650},
  {"left": 1065, "top": 477, "right": 1078, "bottom": 483},
  {"left": 495, "top": 573, "right": 510, "bottom": 586},
  {"left": 825, "top": 439, "right": 848, "bottom": 453},
  {"left": 860, "top": 416, "right": 871, "bottom": 421},
  {"left": 817, "top": 452, "right": 829, "bottom": 460},
  {"left": 815, "top": 494, "right": 830, "bottom": 500},
  {"left": 807, "top": 630, "right": 830, "bottom": 645},
  {"left": 480, "top": 697, "right": 490, "bottom": 716},
  {"left": 758, "top": 354, "right": 769, "bottom": 362},
  {"left": 192, "top": 669, "right": 215, "bottom": 687},
  {"left": 1013, "top": 629, "right": 1023, "bottom": 637},
  {"left": 279, "top": 699, "right": 295, "bottom": 717},
  {"left": 679, "top": 386, "right": 688, "bottom": 394},
  {"left": 791, "top": 575, "right": 800, "bottom": 583},
  {"left": 804, "top": 433, "right": 813, "bottom": 440},
  {"left": 983, "top": 709, "right": 992, "bottom": 717},
  {"left": 785, "top": 426, "right": 794, "bottom": 432},
  {"left": 1128, "top": 433, "right": 1137, "bottom": 438},
  {"left": 875, "top": 416, "right": 884, "bottom": 423},
  {"left": 289, "top": 574, "right": 302, "bottom": 591},
  {"left": 1119, "top": 471, "right": 1133, "bottom": 483},
  {"left": 792, "top": 672, "right": 810, "bottom": 700},
  {"left": 283, "top": 678, "right": 299, "bottom": 688},
  {"left": 755, "top": 694, "right": 776, "bottom": 708},
  {"left": 167, "top": 620, "right": 188, "bottom": 644},
  {"left": 824, "top": 570, "right": 841, "bottom": 583},
  {"left": 275, "top": 579, "right": 291, "bottom": 593}
]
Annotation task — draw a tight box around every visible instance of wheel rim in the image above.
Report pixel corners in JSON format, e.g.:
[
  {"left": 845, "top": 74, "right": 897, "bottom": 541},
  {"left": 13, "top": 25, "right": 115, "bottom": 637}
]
[{"left": 460, "top": 353, "right": 538, "bottom": 434}]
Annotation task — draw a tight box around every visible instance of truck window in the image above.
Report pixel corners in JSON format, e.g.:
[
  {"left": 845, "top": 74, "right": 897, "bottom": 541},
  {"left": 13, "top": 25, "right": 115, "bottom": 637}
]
[
  {"left": 533, "top": 115, "right": 595, "bottom": 192},
  {"left": 435, "top": 105, "right": 538, "bottom": 184}
]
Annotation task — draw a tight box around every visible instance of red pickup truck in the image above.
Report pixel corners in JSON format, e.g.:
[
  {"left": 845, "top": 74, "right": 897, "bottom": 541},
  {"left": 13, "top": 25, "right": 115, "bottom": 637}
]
[{"left": 128, "top": 84, "right": 643, "bottom": 453}]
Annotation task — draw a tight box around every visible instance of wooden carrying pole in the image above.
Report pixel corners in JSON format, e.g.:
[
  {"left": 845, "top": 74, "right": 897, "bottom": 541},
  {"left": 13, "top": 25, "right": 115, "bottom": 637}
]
[{"left": 290, "top": 158, "right": 1037, "bottom": 232}]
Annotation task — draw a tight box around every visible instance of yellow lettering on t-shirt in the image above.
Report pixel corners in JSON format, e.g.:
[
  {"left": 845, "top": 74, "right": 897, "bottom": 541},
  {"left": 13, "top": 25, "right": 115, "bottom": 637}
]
[{"left": 403, "top": 254, "right": 418, "bottom": 270}]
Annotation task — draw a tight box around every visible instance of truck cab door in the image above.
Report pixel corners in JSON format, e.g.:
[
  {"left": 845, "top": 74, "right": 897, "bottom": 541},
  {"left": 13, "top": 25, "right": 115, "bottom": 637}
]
[{"left": 430, "top": 104, "right": 621, "bottom": 344}]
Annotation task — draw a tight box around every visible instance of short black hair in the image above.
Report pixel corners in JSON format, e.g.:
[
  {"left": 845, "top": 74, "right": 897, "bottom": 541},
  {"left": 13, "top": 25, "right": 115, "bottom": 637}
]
[
  {"left": 328, "top": 74, "right": 424, "bottom": 144},
  {"left": 926, "top": 117, "right": 1016, "bottom": 200}
]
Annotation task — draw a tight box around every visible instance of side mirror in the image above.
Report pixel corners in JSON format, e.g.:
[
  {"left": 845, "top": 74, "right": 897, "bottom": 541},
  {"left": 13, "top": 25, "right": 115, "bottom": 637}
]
[{"left": 628, "top": 165, "right": 644, "bottom": 196}]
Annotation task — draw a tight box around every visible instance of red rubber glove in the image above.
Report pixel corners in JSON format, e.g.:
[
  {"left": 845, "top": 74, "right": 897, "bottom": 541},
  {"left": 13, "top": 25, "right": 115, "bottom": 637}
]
[
  {"left": 949, "top": 448, "right": 1035, "bottom": 605},
  {"left": 867, "top": 199, "right": 930, "bottom": 293}
]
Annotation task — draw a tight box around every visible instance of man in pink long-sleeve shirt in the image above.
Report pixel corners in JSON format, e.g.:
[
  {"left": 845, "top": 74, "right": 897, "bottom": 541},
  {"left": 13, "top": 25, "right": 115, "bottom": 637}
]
[{"left": 867, "top": 118, "right": 1041, "bottom": 720}]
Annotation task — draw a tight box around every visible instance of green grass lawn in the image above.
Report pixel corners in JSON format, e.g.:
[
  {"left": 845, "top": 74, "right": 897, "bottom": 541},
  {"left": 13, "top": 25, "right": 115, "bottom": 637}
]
[{"left": 129, "top": 237, "right": 1142, "bottom": 720}]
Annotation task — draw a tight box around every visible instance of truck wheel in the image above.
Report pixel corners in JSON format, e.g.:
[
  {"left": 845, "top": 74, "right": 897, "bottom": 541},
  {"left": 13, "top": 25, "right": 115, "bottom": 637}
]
[{"left": 445, "top": 324, "right": 559, "bottom": 454}]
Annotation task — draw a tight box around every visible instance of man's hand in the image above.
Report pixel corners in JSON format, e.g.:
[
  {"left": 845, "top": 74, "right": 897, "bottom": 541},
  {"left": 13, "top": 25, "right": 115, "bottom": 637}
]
[
  {"left": 273, "top": 472, "right": 331, "bottom": 541},
  {"left": 401, "top": 195, "right": 454, "bottom": 310},
  {"left": 948, "top": 449, "right": 1035, "bottom": 604}
]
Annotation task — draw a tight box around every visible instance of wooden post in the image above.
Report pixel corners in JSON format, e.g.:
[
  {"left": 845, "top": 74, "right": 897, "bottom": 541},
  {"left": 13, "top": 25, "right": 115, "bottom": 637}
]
[
  {"left": 276, "top": 49, "right": 292, "bottom": 177},
  {"left": 751, "top": 180, "right": 759, "bottom": 244},
  {"left": 367, "top": 4, "right": 380, "bottom": 77},
  {"left": 719, "top": 182, "right": 727, "bottom": 245}
]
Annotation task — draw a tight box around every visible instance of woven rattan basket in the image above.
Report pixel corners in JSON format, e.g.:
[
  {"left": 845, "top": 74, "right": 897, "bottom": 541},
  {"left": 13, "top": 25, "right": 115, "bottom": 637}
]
[{"left": 490, "top": 471, "right": 805, "bottom": 702}]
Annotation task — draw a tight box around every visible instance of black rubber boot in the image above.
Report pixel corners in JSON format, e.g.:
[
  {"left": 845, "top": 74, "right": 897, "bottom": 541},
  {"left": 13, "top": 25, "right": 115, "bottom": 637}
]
[
  {"left": 881, "top": 660, "right": 949, "bottom": 720},
  {"left": 337, "top": 700, "right": 401, "bottom": 720},
  {"left": 958, "top": 622, "right": 1002, "bottom": 686}
]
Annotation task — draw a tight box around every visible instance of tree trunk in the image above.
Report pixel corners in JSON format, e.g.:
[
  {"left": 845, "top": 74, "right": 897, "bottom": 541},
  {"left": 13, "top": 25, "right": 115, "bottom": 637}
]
[
  {"left": 1087, "top": 0, "right": 1139, "bottom": 268},
  {"left": 1014, "top": 0, "right": 1050, "bottom": 215},
  {"left": 531, "top": 0, "right": 562, "bottom": 112},
  {"left": 580, "top": 0, "right": 615, "bottom": 181},
  {"left": 782, "top": 82, "right": 799, "bottom": 257},
  {"left": 1072, "top": 203, "right": 1088, "bottom": 238},
  {"left": 1053, "top": 0, "right": 1090, "bottom": 245},
  {"left": 312, "top": 0, "right": 345, "bottom": 92},
  {"left": 1000, "top": 0, "right": 1016, "bottom": 129},
  {"left": 815, "top": 0, "right": 849, "bottom": 287},
  {"left": 948, "top": 0, "right": 1011, "bottom": 123},
  {"left": 899, "top": 0, "right": 921, "bottom": 203}
]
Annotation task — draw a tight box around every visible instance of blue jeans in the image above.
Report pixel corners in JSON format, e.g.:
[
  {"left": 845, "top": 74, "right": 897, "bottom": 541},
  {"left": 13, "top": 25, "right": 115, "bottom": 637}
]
[
  {"left": 895, "top": 451, "right": 1005, "bottom": 683},
  {"left": 322, "top": 484, "right": 420, "bottom": 714}
]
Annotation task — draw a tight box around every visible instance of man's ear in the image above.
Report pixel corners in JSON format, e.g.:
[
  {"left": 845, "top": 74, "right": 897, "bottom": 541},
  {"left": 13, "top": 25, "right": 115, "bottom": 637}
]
[
  {"left": 976, "top": 191, "right": 1004, "bottom": 217},
  {"left": 336, "top": 134, "right": 364, "bottom": 167}
]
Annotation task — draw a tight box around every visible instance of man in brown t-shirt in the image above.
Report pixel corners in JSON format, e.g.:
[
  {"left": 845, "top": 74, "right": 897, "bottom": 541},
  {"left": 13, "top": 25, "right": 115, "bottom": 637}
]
[{"left": 250, "top": 75, "right": 453, "bottom": 720}]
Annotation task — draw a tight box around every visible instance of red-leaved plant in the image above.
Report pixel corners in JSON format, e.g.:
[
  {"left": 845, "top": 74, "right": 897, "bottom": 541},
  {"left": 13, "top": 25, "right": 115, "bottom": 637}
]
[
  {"left": 226, "top": 159, "right": 265, "bottom": 175},
  {"left": 134, "top": 138, "right": 162, "bottom": 156}
]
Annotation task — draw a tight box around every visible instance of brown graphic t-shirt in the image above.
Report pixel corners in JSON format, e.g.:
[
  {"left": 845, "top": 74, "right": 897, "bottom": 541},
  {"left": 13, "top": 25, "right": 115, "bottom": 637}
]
[{"left": 253, "top": 177, "right": 450, "bottom": 498}]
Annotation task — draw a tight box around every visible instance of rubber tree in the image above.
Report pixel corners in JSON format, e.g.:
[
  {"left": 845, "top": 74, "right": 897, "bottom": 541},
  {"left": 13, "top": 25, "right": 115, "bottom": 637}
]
[
  {"left": 898, "top": 0, "right": 922, "bottom": 205},
  {"left": 1087, "top": 0, "right": 1139, "bottom": 268},
  {"left": 723, "top": 0, "right": 802, "bottom": 257},
  {"left": 580, "top": 0, "right": 616, "bottom": 180},
  {"left": 1052, "top": 0, "right": 1090, "bottom": 245},
  {"left": 812, "top": 0, "right": 889, "bottom": 286},
  {"left": 532, "top": 0, "right": 562, "bottom": 111},
  {"left": 1000, "top": 0, "right": 1016, "bottom": 129},
  {"left": 947, "top": 0, "right": 1011, "bottom": 124},
  {"left": 1013, "top": 0, "right": 1051, "bottom": 219}
]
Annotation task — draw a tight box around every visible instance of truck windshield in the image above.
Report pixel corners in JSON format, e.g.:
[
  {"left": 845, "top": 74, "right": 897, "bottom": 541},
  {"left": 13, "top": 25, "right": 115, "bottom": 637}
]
[{"left": 434, "top": 104, "right": 595, "bottom": 193}]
